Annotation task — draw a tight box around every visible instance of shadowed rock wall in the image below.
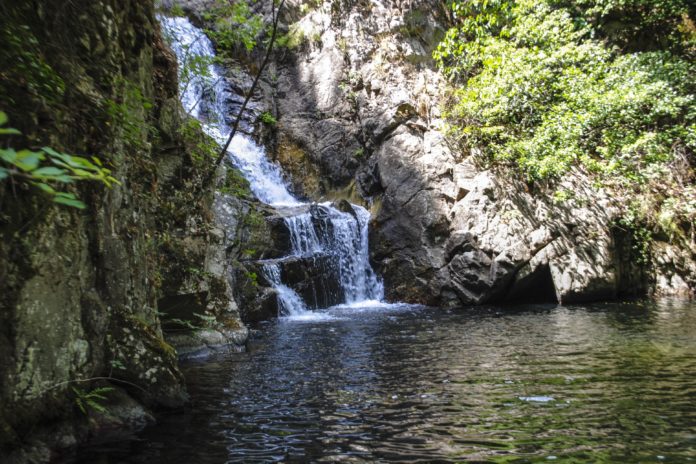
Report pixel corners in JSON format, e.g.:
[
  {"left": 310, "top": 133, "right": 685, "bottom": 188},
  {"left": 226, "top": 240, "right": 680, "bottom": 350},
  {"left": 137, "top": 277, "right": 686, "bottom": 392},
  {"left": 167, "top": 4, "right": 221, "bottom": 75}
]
[{"left": 0, "top": 1, "right": 250, "bottom": 460}]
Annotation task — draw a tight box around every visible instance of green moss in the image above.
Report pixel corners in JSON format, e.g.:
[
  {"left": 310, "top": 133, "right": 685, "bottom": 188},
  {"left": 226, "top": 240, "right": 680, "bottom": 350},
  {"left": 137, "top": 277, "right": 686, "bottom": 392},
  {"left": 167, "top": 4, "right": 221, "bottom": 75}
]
[
  {"left": 126, "top": 314, "right": 177, "bottom": 360},
  {"left": 104, "top": 78, "right": 155, "bottom": 151},
  {"left": 0, "top": 22, "right": 65, "bottom": 110},
  {"left": 259, "top": 111, "right": 277, "bottom": 125},
  {"left": 244, "top": 208, "right": 265, "bottom": 229},
  {"left": 219, "top": 165, "right": 252, "bottom": 198}
]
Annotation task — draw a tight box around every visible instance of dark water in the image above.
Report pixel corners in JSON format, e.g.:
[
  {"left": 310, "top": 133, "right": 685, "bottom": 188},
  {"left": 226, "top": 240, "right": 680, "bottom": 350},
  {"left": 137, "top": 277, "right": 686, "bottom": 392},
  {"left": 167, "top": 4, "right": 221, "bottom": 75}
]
[{"left": 76, "top": 301, "right": 696, "bottom": 463}]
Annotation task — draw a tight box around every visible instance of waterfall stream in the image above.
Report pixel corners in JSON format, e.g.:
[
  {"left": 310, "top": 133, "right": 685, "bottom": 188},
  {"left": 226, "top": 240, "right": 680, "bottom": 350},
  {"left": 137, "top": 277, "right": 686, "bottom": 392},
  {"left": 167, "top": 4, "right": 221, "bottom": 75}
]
[{"left": 160, "top": 16, "right": 383, "bottom": 316}]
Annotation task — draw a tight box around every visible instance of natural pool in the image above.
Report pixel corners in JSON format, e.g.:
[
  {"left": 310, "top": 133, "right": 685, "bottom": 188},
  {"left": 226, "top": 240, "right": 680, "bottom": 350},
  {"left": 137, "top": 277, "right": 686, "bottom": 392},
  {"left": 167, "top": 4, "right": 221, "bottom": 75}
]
[{"left": 75, "top": 300, "right": 696, "bottom": 463}]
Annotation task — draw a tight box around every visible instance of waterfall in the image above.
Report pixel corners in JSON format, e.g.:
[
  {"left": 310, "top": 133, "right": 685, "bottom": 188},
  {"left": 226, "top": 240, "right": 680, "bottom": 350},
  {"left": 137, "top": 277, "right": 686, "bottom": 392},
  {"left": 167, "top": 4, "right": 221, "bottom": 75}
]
[
  {"left": 285, "top": 213, "right": 323, "bottom": 256},
  {"left": 262, "top": 264, "right": 309, "bottom": 316},
  {"left": 160, "top": 16, "right": 383, "bottom": 316}
]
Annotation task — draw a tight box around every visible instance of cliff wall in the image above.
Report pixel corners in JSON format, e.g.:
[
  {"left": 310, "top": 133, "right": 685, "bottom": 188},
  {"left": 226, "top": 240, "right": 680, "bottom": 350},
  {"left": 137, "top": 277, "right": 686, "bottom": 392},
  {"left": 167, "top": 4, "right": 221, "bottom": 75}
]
[{"left": 0, "top": 1, "right": 250, "bottom": 460}]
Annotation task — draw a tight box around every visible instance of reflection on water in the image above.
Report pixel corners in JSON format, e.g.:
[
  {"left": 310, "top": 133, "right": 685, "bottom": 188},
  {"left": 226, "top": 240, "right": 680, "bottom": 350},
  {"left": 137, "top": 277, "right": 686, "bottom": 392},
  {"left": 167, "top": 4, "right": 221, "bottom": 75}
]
[{"left": 75, "top": 301, "right": 696, "bottom": 463}]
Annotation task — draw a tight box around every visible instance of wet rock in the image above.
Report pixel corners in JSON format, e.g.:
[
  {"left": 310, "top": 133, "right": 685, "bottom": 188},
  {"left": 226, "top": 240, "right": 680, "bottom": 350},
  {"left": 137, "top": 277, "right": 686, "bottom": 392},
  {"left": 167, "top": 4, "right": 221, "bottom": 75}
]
[
  {"left": 0, "top": 1, "right": 254, "bottom": 458},
  {"left": 280, "top": 255, "right": 343, "bottom": 309},
  {"left": 167, "top": 327, "right": 249, "bottom": 360},
  {"left": 233, "top": 274, "right": 280, "bottom": 323},
  {"left": 242, "top": 255, "right": 344, "bottom": 311},
  {"left": 333, "top": 199, "right": 357, "bottom": 220}
]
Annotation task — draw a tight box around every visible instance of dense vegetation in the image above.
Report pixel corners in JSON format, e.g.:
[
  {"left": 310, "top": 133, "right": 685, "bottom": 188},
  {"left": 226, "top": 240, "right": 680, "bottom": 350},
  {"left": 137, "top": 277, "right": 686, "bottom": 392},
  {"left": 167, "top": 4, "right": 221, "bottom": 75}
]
[{"left": 435, "top": 0, "right": 695, "bottom": 243}]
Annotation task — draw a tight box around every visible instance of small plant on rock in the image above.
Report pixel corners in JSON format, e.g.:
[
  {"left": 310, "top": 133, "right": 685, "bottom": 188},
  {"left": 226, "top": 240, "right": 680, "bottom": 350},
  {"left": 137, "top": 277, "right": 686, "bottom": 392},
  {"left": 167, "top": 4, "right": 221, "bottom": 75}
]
[
  {"left": 72, "top": 386, "right": 114, "bottom": 415},
  {"left": 259, "top": 111, "right": 277, "bottom": 125}
]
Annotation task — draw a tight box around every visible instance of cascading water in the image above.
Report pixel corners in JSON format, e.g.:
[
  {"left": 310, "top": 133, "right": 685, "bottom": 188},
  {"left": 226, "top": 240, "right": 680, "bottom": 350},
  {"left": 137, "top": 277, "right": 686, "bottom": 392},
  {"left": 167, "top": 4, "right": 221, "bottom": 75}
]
[
  {"left": 261, "top": 263, "right": 309, "bottom": 315},
  {"left": 160, "top": 16, "right": 383, "bottom": 316}
]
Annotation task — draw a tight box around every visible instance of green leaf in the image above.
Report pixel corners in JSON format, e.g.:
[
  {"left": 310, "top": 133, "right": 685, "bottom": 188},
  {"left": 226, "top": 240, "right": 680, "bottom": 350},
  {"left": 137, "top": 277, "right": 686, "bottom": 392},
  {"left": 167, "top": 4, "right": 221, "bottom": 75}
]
[
  {"left": 0, "top": 148, "right": 17, "bottom": 164},
  {"left": 32, "top": 166, "right": 67, "bottom": 177},
  {"left": 41, "top": 146, "right": 61, "bottom": 157},
  {"left": 70, "top": 168, "right": 93, "bottom": 177},
  {"left": 86, "top": 400, "right": 108, "bottom": 414},
  {"left": 0, "top": 111, "right": 7, "bottom": 126},
  {"left": 0, "top": 128, "right": 21, "bottom": 135},
  {"left": 53, "top": 196, "right": 86, "bottom": 209},
  {"left": 65, "top": 156, "right": 98, "bottom": 169},
  {"left": 14, "top": 150, "right": 43, "bottom": 171},
  {"left": 76, "top": 400, "right": 87, "bottom": 414},
  {"left": 35, "top": 182, "right": 56, "bottom": 194},
  {"left": 0, "top": 167, "right": 8, "bottom": 180}
]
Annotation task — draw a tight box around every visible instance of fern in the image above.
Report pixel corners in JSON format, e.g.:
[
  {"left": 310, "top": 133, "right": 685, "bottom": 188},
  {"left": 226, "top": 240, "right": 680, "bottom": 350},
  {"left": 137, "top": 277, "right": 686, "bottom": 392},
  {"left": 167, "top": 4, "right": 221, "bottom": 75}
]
[{"left": 72, "top": 386, "right": 114, "bottom": 415}]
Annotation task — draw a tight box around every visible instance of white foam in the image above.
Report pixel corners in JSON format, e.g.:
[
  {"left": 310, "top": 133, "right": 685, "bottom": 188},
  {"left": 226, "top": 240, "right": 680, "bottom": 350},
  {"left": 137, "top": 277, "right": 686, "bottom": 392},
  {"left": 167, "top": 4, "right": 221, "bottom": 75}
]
[{"left": 281, "top": 312, "right": 343, "bottom": 323}]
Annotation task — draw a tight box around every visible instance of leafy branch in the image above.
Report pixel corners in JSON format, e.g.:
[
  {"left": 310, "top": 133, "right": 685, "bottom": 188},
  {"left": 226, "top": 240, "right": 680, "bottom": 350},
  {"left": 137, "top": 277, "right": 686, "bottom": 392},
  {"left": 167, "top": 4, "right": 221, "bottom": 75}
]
[{"left": 0, "top": 111, "right": 119, "bottom": 208}]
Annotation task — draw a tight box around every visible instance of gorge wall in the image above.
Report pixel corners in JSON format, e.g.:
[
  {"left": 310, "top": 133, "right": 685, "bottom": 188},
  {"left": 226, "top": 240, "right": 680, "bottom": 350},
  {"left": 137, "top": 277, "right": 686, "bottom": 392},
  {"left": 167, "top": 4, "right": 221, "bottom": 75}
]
[
  {"left": 225, "top": 0, "right": 695, "bottom": 306},
  {"left": 0, "top": 1, "right": 256, "bottom": 461}
]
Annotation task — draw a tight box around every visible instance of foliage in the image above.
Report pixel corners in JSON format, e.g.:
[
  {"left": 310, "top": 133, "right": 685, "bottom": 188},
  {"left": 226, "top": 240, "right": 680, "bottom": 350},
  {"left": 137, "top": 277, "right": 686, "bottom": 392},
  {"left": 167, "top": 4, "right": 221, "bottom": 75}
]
[
  {"left": 109, "top": 359, "right": 126, "bottom": 371},
  {"left": 0, "top": 23, "right": 65, "bottom": 108},
  {"left": 276, "top": 23, "right": 309, "bottom": 50},
  {"left": 105, "top": 80, "right": 154, "bottom": 149},
  {"left": 203, "top": 0, "right": 264, "bottom": 52},
  {"left": 436, "top": 0, "right": 695, "bottom": 245},
  {"left": 194, "top": 312, "right": 217, "bottom": 326},
  {"left": 163, "top": 312, "right": 217, "bottom": 331},
  {"left": 617, "top": 202, "right": 653, "bottom": 264},
  {"left": 0, "top": 112, "right": 119, "bottom": 209},
  {"left": 169, "top": 4, "right": 186, "bottom": 17},
  {"left": 299, "top": 0, "right": 323, "bottom": 15},
  {"left": 436, "top": 0, "right": 694, "bottom": 181},
  {"left": 259, "top": 111, "right": 277, "bottom": 125},
  {"left": 219, "top": 164, "right": 252, "bottom": 198},
  {"left": 179, "top": 118, "right": 218, "bottom": 165},
  {"left": 72, "top": 386, "right": 114, "bottom": 415},
  {"left": 244, "top": 270, "right": 259, "bottom": 285},
  {"left": 548, "top": 0, "right": 696, "bottom": 51}
]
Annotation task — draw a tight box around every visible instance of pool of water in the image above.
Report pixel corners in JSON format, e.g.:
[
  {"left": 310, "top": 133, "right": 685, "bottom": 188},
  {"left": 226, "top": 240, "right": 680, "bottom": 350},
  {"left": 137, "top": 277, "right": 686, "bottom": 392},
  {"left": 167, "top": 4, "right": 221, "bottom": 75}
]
[{"left": 75, "top": 300, "right": 696, "bottom": 463}]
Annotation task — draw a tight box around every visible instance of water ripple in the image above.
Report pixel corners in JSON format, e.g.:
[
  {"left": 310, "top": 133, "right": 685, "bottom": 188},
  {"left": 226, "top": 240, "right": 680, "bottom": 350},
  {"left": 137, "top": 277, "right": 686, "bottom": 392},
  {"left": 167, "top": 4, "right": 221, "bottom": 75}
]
[{"left": 74, "top": 301, "right": 696, "bottom": 463}]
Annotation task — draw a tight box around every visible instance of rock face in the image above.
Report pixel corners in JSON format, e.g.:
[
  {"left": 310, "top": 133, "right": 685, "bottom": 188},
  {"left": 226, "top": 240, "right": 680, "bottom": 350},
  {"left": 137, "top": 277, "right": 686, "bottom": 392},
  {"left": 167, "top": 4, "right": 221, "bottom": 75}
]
[
  {"left": 232, "top": 202, "right": 348, "bottom": 321},
  {"left": 0, "top": 1, "right": 250, "bottom": 460},
  {"left": 257, "top": 0, "right": 694, "bottom": 305}
]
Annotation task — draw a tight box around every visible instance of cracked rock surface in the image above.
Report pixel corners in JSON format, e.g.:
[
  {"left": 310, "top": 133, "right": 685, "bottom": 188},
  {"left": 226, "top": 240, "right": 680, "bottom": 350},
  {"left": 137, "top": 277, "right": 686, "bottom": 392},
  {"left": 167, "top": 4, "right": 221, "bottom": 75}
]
[{"left": 259, "top": 0, "right": 694, "bottom": 305}]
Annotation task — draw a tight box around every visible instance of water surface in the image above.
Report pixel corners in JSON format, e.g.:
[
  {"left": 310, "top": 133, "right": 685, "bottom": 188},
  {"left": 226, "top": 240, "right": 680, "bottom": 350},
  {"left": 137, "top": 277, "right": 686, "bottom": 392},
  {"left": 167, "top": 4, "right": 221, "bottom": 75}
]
[{"left": 77, "top": 300, "right": 696, "bottom": 462}]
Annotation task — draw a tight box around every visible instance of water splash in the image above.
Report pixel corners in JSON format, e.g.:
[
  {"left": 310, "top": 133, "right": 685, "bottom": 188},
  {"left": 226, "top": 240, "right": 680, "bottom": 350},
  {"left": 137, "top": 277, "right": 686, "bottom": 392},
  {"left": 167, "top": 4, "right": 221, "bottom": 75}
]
[{"left": 285, "top": 212, "right": 323, "bottom": 256}]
